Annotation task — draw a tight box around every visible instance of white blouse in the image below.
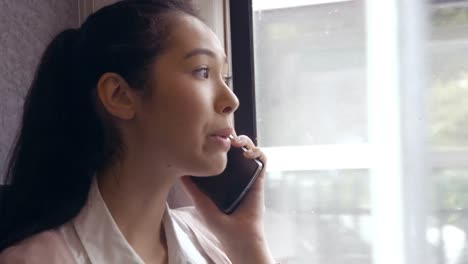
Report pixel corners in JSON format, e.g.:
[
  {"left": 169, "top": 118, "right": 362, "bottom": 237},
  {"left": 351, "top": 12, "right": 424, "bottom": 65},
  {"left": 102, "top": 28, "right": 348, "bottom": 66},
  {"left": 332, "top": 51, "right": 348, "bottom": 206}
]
[{"left": 0, "top": 179, "right": 231, "bottom": 264}]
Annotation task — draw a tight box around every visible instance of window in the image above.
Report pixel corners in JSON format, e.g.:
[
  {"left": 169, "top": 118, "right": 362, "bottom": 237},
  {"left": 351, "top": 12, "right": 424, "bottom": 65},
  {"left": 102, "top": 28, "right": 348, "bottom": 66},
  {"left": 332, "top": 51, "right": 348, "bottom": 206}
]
[
  {"left": 229, "top": 0, "right": 468, "bottom": 263},
  {"left": 429, "top": 2, "right": 468, "bottom": 264}
]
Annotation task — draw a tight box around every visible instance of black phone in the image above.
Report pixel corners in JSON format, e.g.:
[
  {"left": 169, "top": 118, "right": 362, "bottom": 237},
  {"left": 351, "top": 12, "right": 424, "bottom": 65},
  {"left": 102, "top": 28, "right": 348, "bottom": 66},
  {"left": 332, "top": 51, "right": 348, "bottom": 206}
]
[{"left": 190, "top": 144, "right": 264, "bottom": 214}]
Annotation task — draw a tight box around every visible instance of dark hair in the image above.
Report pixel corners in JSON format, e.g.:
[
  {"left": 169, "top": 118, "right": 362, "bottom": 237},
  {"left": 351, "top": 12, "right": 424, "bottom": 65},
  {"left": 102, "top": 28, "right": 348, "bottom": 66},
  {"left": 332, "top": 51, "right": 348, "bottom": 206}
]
[{"left": 0, "top": 0, "right": 197, "bottom": 251}]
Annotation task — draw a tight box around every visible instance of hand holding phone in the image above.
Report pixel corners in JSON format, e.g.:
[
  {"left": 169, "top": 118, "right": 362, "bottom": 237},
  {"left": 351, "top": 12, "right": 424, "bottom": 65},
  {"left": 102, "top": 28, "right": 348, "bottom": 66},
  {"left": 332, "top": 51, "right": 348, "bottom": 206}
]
[{"left": 190, "top": 135, "right": 263, "bottom": 214}]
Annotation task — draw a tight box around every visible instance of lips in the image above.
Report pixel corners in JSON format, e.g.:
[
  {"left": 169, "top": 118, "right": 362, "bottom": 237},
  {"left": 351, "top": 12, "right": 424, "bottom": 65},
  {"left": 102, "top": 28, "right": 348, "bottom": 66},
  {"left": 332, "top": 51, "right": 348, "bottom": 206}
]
[
  {"left": 211, "top": 127, "right": 234, "bottom": 138},
  {"left": 208, "top": 127, "right": 234, "bottom": 150}
]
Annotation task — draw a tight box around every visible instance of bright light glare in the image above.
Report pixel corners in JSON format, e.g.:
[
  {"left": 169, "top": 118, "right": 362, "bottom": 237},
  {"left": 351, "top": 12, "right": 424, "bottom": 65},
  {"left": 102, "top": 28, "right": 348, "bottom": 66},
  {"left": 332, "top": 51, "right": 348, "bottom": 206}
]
[
  {"left": 253, "top": 0, "right": 352, "bottom": 11},
  {"left": 262, "top": 144, "right": 372, "bottom": 172}
]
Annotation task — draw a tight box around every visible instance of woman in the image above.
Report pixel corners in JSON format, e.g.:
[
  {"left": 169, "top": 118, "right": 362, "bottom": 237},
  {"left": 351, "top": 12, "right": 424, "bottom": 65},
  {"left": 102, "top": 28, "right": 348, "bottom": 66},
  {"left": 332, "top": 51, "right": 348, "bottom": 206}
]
[{"left": 0, "top": 0, "right": 275, "bottom": 263}]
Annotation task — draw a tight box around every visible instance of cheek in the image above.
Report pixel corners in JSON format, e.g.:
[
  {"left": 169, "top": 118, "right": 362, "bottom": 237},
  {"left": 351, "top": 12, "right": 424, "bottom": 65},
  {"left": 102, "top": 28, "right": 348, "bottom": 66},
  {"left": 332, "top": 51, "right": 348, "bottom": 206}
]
[
  {"left": 143, "top": 86, "right": 213, "bottom": 148},
  {"left": 169, "top": 91, "right": 211, "bottom": 130},
  {"left": 164, "top": 92, "right": 226, "bottom": 174},
  {"left": 171, "top": 82, "right": 214, "bottom": 119},
  {"left": 137, "top": 77, "right": 222, "bottom": 173}
]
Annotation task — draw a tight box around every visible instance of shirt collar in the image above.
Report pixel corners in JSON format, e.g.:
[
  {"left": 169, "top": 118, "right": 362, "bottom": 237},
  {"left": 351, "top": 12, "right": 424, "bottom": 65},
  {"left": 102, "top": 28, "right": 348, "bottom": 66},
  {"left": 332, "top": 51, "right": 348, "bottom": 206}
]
[{"left": 72, "top": 178, "right": 207, "bottom": 264}]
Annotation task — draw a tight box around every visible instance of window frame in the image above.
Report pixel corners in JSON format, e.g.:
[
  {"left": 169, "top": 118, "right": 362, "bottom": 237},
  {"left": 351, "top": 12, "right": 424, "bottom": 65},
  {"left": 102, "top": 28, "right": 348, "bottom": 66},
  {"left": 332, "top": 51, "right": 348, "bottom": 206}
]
[{"left": 229, "top": 0, "right": 259, "bottom": 144}]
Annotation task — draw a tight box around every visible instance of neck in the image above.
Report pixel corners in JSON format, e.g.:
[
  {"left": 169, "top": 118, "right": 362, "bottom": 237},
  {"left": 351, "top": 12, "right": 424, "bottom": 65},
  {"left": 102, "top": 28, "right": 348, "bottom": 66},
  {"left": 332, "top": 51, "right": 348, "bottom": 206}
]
[{"left": 97, "top": 152, "right": 177, "bottom": 264}]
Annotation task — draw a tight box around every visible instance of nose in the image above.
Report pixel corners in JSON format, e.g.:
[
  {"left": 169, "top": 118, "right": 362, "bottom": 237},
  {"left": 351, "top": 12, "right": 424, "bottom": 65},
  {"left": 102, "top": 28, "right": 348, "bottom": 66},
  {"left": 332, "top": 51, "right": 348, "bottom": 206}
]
[{"left": 215, "top": 82, "right": 239, "bottom": 115}]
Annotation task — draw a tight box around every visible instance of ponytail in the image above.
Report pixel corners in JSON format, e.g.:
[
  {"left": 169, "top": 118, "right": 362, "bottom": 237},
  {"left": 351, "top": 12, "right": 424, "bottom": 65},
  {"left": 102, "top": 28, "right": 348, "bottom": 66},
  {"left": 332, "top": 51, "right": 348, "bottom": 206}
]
[
  {"left": 0, "top": 0, "right": 198, "bottom": 252},
  {"left": 0, "top": 28, "right": 99, "bottom": 250}
]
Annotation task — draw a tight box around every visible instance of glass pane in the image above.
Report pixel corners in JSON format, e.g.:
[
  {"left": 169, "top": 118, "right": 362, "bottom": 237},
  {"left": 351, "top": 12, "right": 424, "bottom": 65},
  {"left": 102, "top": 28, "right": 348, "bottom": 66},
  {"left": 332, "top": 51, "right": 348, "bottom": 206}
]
[
  {"left": 428, "top": 2, "right": 468, "bottom": 264},
  {"left": 264, "top": 170, "right": 371, "bottom": 264},
  {"left": 429, "top": 3, "right": 468, "bottom": 147},
  {"left": 253, "top": 0, "right": 367, "bottom": 147},
  {"left": 253, "top": 0, "right": 468, "bottom": 263},
  {"left": 431, "top": 169, "right": 468, "bottom": 264},
  {"left": 252, "top": 1, "right": 369, "bottom": 263}
]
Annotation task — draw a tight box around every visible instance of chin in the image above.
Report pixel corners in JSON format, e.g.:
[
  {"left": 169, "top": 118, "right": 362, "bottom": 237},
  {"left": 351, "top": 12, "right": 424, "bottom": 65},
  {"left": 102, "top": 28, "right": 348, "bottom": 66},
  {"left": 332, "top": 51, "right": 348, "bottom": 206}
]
[
  {"left": 209, "top": 163, "right": 227, "bottom": 176},
  {"left": 192, "top": 154, "right": 227, "bottom": 177}
]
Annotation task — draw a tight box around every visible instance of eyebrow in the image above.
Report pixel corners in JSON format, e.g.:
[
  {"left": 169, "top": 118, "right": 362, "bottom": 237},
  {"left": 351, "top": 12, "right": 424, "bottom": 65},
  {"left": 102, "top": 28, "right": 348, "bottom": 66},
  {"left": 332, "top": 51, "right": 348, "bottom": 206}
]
[{"left": 183, "top": 48, "right": 228, "bottom": 63}]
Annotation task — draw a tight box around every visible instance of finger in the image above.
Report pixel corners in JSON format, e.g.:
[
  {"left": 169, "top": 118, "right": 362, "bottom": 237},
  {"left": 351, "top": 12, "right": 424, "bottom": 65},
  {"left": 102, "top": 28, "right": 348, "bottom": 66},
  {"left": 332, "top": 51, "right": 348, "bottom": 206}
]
[
  {"left": 244, "top": 147, "right": 267, "bottom": 165},
  {"left": 243, "top": 147, "right": 261, "bottom": 159},
  {"left": 231, "top": 129, "right": 238, "bottom": 138},
  {"left": 229, "top": 130, "right": 242, "bottom": 146},
  {"left": 230, "top": 134, "right": 246, "bottom": 148},
  {"left": 241, "top": 135, "right": 257, "bottom": 150},
  {"left": 230, "top": 135, "right": 256, "bottom": 150}
]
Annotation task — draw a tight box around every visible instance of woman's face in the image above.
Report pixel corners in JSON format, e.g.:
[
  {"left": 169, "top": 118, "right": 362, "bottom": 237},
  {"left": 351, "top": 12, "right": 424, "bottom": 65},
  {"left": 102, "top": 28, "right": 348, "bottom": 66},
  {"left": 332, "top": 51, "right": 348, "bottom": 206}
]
[{"left": 132, "top": 14, "right": 239, "bottom": 177}]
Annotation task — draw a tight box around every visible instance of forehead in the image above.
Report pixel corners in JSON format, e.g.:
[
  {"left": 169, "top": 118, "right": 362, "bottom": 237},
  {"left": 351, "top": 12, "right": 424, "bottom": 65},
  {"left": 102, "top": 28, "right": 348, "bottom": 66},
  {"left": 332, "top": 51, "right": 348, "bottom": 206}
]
[{"left": 166, "top": 14, "right": 225, "bottom": 59}]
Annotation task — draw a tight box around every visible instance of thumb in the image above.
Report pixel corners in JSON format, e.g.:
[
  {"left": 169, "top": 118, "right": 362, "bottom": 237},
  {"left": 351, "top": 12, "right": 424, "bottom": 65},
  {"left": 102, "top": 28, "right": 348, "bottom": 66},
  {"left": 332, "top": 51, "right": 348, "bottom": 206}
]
[{"left": 180, "top": 176, "right": 222, "bottom": 215}]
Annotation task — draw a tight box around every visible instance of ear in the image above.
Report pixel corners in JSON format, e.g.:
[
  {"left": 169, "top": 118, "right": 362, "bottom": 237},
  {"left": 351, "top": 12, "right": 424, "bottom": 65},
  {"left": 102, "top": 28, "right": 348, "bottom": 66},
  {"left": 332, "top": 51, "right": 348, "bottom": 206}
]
[{"left": 96, "top": 73, "right": 137, "bottom": 120}]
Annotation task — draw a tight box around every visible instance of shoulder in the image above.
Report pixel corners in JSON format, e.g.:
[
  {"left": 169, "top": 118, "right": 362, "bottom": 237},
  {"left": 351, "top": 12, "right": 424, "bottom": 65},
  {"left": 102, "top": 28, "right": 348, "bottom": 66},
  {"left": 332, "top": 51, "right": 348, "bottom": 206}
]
[{"left": 0, "top": 225, "right": 79, "bottom": 264}]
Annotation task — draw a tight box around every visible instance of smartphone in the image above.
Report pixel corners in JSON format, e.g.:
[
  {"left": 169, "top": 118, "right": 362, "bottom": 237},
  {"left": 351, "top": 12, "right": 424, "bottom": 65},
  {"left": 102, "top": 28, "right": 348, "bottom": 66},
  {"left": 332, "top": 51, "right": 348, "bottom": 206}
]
[{"left": 190, "top": 141, "right": 264, "bottom": 214}]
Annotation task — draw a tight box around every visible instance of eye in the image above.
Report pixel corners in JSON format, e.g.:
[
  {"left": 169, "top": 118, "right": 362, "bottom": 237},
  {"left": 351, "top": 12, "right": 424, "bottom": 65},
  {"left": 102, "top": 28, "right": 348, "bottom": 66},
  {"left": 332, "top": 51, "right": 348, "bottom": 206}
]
[
  {"left": 193, "top": 67, "right": 209, "bottom": 79},
  {"left": 223, "top": 75, "right": 233, "bottom": 87}
]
